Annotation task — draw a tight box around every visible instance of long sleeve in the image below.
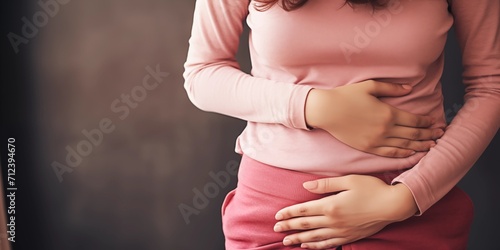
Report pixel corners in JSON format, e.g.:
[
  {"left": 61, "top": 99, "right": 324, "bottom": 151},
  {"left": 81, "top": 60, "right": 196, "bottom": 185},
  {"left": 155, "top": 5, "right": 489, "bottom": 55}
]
[
  {"left": 391, "top": 0, "right": 500, "bottom": 215},
  {"left": 183, "top": 0, "right": 312, "bottom": 130}
]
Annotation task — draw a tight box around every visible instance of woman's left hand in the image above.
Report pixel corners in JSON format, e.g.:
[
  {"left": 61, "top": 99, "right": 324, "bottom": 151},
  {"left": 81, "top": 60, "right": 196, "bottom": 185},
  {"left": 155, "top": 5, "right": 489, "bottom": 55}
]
[{"left": 273, "top": 175, "right": 419, "bottom": 249}]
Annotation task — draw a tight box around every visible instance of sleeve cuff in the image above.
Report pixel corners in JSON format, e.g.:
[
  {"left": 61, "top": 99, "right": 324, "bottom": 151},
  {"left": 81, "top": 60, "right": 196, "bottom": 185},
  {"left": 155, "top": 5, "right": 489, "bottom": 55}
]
[
  {"left": 288, "top": 85, "right": 314, "bottom": 130},
  {"left": 391, "top": 171, "right": 436, "bottom": 216}
]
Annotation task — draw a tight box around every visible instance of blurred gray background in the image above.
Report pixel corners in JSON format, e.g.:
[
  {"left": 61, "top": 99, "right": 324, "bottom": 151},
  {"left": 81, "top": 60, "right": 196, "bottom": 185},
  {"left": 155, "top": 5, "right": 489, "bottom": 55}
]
[{"left": 0, "top": 0, "right": 498, "bottom": 249}]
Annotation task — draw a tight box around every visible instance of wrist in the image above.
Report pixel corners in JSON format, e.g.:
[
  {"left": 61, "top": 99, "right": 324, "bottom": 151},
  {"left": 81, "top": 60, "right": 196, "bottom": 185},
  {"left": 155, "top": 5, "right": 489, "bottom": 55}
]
[
  {"left": 385, "top": 183, "right": 419, "bottom": 222},
  {"left": 305, "top": 88, "right": 332, "bottom": 129}
]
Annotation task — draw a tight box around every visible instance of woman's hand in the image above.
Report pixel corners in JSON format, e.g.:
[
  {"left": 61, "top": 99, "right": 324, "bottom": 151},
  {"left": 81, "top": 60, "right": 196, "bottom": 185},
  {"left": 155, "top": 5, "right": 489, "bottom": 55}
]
[
  {"left": 273, "top": 175, "right": 418, "bottom": 249},
  {"left": 305, "top": 80, "right": 444, "bottom": 158}
]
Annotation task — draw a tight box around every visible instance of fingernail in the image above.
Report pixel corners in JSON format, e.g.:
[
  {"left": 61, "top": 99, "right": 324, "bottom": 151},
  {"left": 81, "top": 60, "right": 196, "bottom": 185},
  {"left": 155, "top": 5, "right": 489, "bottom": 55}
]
[
  {"left": 275, "top": 213, "right": 283, "bottom": 220},
  {"left": 402, "top": 84, "right": 412, "bottom": 89},
  {"left": 283, "top": 238, "right": 292, "bottom": 246},
  {"left": 274, "top": 224, "right": 282, "bottom": 232},
  {"left": 430, "top": 142, "right": 436, "bottom": 148},
  {"left": 301, "top": 243, "right": 309, "bottom": 248},
  {"left": 303, "top": 181, "right": 318, "bottom": 190},
  {"left": 410, "top": 151, "right": 416, "bottom": 155}
]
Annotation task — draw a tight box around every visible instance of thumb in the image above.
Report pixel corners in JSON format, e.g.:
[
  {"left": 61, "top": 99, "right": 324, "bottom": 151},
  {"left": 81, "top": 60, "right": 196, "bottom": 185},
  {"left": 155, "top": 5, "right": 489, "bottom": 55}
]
[
  {"left": 303, "top": 177, "right": 349, "bottom": 194},
  {"left": 364, "top": 81, "right": 412, "bottom": 97}
]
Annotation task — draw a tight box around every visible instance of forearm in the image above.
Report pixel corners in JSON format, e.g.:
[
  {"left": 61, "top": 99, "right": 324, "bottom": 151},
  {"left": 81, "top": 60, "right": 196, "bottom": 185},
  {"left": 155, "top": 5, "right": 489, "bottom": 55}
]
[
  {"left": 184, "top": 64, "right": 312, "bottom": 129},
  {"left": 183, "top": 0, "right": 312, "bottom": 129},
  {"left": 392, "top": 94, "right": 500, "bottom": 215},
  {"left": 390, "top": 0, "right": 500, "bottom": 215}
]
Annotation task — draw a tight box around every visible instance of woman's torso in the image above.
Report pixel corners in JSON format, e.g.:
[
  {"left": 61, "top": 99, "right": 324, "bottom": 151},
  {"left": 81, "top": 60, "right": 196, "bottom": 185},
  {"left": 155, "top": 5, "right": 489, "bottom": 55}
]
[{"left": 236, "top": 0, "right": 454, "bottom": 175}]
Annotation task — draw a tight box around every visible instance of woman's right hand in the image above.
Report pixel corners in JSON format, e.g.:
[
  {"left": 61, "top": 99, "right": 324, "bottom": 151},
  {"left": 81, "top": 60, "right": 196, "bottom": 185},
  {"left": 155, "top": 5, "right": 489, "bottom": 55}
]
[{"left": 305, "top": 80, "right": 444, "bottom": 158}]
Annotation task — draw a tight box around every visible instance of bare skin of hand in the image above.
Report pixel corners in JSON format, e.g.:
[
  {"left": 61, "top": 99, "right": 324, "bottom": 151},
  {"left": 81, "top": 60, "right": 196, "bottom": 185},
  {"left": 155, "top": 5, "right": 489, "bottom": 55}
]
[
  {"left": 273, "top": 175, "right": 418, "bottom": 249},
  {"left": 305, "top": 80, "right": 444, "bottom": 158}
]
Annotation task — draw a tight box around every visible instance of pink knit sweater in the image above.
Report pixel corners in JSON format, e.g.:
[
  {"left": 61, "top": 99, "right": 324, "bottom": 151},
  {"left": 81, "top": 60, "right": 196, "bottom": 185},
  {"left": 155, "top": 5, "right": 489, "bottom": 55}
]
[{"left": 183, "top": 0, "right": 500, "bottom": 214}]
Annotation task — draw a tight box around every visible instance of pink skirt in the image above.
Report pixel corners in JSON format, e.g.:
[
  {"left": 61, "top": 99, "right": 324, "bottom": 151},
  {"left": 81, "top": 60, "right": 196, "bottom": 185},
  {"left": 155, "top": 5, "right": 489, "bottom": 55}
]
[{"left": 221, "top": 155, "right": 473, "bottom": 250}]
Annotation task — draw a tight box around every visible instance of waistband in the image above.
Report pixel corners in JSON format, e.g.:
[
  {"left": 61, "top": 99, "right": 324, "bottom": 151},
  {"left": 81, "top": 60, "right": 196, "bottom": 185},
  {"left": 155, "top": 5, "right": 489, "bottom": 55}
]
[{"left": 238, "top": 154, "right": 405, "bottom": 200}]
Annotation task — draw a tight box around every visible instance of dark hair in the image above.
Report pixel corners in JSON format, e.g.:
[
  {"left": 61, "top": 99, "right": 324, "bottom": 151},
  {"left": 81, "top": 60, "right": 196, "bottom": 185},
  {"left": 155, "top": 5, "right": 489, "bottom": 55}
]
[{"left": 254, "top": 0, "right": 388, "bottom": 11}]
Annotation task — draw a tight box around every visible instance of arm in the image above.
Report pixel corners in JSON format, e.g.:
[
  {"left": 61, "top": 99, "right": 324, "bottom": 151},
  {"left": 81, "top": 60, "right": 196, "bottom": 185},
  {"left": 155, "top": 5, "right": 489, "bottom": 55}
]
[
  {"left": 183, "top": 0, "right": 312, "bottom": 129},
  {"left": 184, "top": 0, "right": 439, "bottom": 156},
  {"left": 391, "top": 0, "right": 500, "bottom": 215}
]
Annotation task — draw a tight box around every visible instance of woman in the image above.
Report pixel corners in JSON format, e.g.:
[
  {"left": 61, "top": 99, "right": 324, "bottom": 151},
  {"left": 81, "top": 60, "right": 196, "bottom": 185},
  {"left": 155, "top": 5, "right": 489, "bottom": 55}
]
[{"left": 183, "top": 0, "right": 500, "bottom": 249}]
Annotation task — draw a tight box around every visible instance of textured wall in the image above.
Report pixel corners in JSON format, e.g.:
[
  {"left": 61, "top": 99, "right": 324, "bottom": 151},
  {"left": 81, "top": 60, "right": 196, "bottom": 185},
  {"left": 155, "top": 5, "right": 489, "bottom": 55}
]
[
  {"left": 31, "top": 0, "right": 245, "bottom": 249},
  {"left": 1, "top": 0, "right": 498, "bottom": 249}
]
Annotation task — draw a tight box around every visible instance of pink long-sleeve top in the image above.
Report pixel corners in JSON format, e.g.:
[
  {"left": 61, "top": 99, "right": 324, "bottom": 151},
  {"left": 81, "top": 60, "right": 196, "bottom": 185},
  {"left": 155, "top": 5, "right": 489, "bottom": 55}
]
[{"left": 183, "top": 0, "right": 500, "bottom": 214}]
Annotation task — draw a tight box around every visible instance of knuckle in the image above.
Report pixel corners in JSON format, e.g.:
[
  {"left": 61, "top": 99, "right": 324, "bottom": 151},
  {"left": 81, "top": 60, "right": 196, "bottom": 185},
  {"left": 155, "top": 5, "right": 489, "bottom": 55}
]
[
  {"left": 300, "top": 220, "right": 311, "bottom": 229},
  {"left": 411, "top": 116, "right": 421, "bottom": 127},
  {"left": 318, "top": 179, "right": 328, "bottom": 191},
  {"left": 320, "top": 178, "right": 334, "bottom": 192},
  {"left": 311, "top": 234, "right": 324, "bottom": 241},
  {"left": 411, "top": 129, "right": 421, "bottom": 139},
  {"left": 386, "top": 148, "right": 399, "bottom": 157},
  {"left": 342, "top": 175, "right": 353, "bottom": 185},
  {"left": 432, "top": 129, "right": 440, "bottom": 138},
  {"left": 413, "top": 142, "right": 425, "bottom": 151},
  {"left": 421, "top": 130, "right": 432, "bottom": 140},
  {"left": 401, "top": 139, "right": 411, "bottom": 148},
  {"left": 369, "top": 80, "right": 378, "bottom": 90},
  {"left": 374, "top": 126, "right": 388, "bottom": 137},
  {"left": 287, "top": 237, "right": 298, "bottom": 245},
  {"left": 422, "top": 116, "right": 432, "bottom": 126},
  {"left": 283, "top": 209, "right": 293, "bottom": 218},
  {"left": 380, "top": 108, "right": 393, "bottom": 122},
  {"left": 344, "top": 174, "right": 359, "bottom": 185},
  {"left": 325, "top": 203, "right": 338, "bottom": 216},
  {"left": 281, "top": 208, "right": 292, "bottom": 218},
  {"left": 298, "top": 206, "right": 308, "bottom": 215}
]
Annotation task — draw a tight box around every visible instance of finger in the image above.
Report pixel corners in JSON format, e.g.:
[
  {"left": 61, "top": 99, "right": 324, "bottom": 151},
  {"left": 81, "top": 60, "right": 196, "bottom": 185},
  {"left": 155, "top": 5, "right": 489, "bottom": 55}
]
[
  {"left": 275, "top": 200, "right": 328, "bottom": 220},
  {"left": 274, "top": 216, "right": 329, "bottom": 232},
  {"left": 381, "top": 138, "right": 436, "bottom": 152},
  {"left": 371, "top": 147, "right": 416, "bottom": 158},
  {"left": 302, "top": 176, "right": 350, "bottom": 194},
  {"left": 392, "top": 108, "right": 435, "bottom": 128},
  {"left": 389, "top": 126, "right": 444, "bottom": 140},
  {"left": 362, "top": 81, "right": 413, "bottom": 97},
  {"left": 282, "top": 228, "right": 346, "bottom": 247}
]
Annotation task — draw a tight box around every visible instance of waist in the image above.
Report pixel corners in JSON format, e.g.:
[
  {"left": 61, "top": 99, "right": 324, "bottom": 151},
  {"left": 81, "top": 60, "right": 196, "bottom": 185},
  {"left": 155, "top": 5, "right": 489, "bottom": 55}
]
[
  {"left": 238, "top": 154, "right": 406, "bottom": 199},
  {"left": 236, "top": 123, "right": 423, "bottom": 176}
]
